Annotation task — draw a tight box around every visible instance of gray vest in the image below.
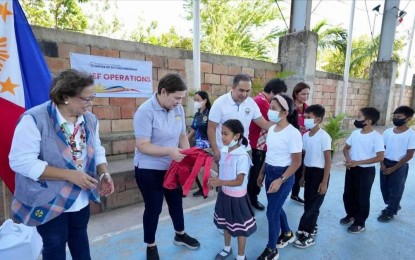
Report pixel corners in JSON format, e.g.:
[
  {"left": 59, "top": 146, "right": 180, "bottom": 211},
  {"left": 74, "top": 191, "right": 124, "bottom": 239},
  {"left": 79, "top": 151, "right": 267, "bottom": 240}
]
[{"left": 14, "top": 101, "right": 98, "bottom": 207}]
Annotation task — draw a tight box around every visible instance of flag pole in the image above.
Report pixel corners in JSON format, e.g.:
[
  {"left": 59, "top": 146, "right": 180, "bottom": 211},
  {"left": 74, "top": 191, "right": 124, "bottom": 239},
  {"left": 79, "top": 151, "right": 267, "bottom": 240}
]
[{"left": 2, "top": 180, "right": 10, "bottom": 220}]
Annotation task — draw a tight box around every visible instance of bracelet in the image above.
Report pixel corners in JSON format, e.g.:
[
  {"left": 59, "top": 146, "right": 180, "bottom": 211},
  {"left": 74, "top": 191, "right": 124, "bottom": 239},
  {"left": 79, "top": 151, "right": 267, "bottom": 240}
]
[
  {"left": 279, "top": 175, "right": 286, "bottom": 182},
  {"left": 99, "top": 172, "right": 110, "bottom": 181}
]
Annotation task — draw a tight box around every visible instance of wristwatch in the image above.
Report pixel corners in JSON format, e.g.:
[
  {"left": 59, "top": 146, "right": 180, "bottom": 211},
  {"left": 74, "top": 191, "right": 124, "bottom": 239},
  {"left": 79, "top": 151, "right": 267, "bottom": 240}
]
[{"left": 279, "top": 175, "right": 286, "bottom": 182}]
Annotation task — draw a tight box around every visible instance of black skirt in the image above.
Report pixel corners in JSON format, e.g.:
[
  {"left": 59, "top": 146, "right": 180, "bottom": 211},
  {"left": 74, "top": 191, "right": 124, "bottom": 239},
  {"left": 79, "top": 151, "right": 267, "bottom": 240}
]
[{"left": 213, "top": 191, "right": 257, "bottom": 237}]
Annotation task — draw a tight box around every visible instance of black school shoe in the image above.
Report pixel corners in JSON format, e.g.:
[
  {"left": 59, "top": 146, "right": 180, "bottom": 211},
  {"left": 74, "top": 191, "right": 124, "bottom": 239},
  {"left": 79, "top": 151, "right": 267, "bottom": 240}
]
[
  {"left": 377, "top": 210, "right": 394, "bottom": 223},
  {"left": 174, "top": 233, "right": 200, "bottom": 249},
  {"left": 347, "top": 223, "right": 366, "bottom": 234},
  {"left": 146, "top": 245, "right": 160, "bottom": 260},
  {"left": 290, "top": 196, "right": 304, "bottom": 205},
  {"left": 340, "top": 215, "right": 355, "bottom": 225}
]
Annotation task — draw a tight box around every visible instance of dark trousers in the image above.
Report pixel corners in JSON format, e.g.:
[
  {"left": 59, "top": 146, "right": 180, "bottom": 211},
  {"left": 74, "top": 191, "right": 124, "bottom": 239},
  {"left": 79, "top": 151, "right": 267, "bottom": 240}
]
[
  {"left": 343, "top": 166, "right": 375, "bottom": 226},
  {"left": 247, "top": 149, "right": 266, "bottom": 202},
  {"left": 298, "top": 167, "right": 327, "bottom": 233},
  {"left": 380, "top": 159, "right": 409, "bottom": 215},
  {"left": 291, "top": 152, "right": 305, "bottom": 197},
  {"left": 135, "top": 167, "right": 185, "bottom": 244},
  {"left": 36, "top": 205, "right": 91, "bottom": 260}
]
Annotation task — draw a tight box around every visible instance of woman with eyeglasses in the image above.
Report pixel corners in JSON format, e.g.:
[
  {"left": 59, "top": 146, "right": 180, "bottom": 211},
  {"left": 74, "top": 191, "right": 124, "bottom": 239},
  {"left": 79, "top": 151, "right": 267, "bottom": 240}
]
[{"left": 9, "top": 69, "right": 114, "bottom": 260}]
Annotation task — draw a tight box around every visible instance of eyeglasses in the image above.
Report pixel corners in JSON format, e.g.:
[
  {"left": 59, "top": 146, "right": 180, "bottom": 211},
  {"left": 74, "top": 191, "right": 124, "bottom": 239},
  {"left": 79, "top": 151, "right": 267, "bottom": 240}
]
[{"left": 77, "top": 95, "right": 95, "bottom": 104}]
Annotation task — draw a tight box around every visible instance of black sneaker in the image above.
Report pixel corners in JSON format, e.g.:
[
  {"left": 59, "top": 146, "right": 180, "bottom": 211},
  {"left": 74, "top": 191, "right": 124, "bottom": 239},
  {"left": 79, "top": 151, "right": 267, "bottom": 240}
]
[
  {"left": 257, "top": 247, "right": 279, "bottom": 260},
  {"left": 377, "top": 211, "right": 394, "bottom": 223},
  {"left": 291, "top": 196, "right": 304, "bottom": 205},
  {"left": 340, "top": 215, "right": 355, "bottom": 225},
  {"left": 276, "top": 231, "right": 296, "bottom": 248},
  {"left": 146, "top": 245, "right": 160, "bottom": 260},
  {"left": 293, "top": 232, "right": 315, "bottom": 249},
  {"left": 192, "top": 190, "right": 203, "bottom": 197},
  {"left": 174, "top": 233, "right": 200, "bottom": 249},
  {"left": 311, "top": 225, "right": 318, "bottom": 236},
  {"left": 347, "top": 224, "right": 366, "bottom": 234}
]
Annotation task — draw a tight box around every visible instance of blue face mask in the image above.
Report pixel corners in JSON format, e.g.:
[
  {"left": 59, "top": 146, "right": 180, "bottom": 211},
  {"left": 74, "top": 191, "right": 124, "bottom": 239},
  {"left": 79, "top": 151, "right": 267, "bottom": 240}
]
[{"left": 267, "top": 110, "right": 281, "bottom": 123}]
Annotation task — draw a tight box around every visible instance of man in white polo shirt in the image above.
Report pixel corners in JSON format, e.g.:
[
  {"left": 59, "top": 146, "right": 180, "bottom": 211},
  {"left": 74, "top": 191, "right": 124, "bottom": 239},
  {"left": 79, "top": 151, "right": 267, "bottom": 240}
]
[{"left": 208, "top": 74, "right": 271, "bottom": 163}]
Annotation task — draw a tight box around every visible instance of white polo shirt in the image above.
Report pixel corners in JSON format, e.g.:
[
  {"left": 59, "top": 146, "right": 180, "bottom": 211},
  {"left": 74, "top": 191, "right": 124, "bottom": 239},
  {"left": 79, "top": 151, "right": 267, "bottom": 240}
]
[{"left": 209, "top": 92, "right": 262, "bottom": 151}]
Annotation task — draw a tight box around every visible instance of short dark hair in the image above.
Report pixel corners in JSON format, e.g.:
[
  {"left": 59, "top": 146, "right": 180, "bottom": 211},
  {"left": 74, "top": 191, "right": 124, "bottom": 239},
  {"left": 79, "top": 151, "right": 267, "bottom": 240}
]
[
  {"left": 360, "top": 107, "right": 380, "bottom": 125},
  {"left": 264, "top": 78, "right": 287, "bottom": 95},
  {"left": 305, "top": 104, "right": 326, "bottom": 119},
  {"left": 50, "top": 69, "right": 94, "bottom": 105},
  {"left": 292, "top": 82, "right": 310, "bottom": 100},
  {"left": 158, "top": 73, "right": 187, "bottom": 94},
  {"left": 394, "top": 106, "right": 414, "bottom": 118},
  {"left": 272, "top": 94, "right": 300, "bottom": 129},
  {"left": 233, "top": 73, "right": 252, "bottom": 86},
  {"left": 222, "top": 119, "right": 249, "bottom": 147},
  {"left": 195, "top": 90, "right": 212, "bottom": 110}
]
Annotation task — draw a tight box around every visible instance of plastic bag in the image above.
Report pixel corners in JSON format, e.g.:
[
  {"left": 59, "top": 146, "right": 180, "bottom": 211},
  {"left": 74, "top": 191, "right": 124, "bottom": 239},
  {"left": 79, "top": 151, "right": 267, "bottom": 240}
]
[{"left": 0, "top": 219, "right": 43, "bottom": 260}]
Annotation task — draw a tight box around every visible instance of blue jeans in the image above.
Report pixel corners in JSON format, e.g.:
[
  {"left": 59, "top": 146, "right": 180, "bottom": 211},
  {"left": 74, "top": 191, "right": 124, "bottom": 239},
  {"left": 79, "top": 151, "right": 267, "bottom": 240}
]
[
  {"left": 265, "top": 164, "right": 294, "bottom": 249},
  {"left": 380, "top": 159, "right": 409, "bottom": 214},
  {"left": 36, "top": 205, "right": 91, "bottom": 260}
]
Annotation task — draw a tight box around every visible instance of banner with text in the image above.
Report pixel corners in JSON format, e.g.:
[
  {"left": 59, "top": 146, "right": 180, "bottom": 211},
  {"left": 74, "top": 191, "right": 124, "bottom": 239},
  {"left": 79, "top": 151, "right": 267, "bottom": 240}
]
[{"left": 70, "top": 53, "right": 153, "bottom": 98}]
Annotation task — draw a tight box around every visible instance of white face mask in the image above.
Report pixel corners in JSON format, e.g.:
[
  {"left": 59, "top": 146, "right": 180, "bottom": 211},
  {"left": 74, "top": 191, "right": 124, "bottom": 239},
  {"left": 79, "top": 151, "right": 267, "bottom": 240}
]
[
  {"left": 267, "top": 110, "right": 281, "bottom": 123},
  {"left": 304, "top": 118, "right": 316, "bottom": 130},
  {"left": 193, "top": 101, "right": 203, "bottom": 110},
  {"left": 225, "top": 139, "right": 238, "bottom": 148}
]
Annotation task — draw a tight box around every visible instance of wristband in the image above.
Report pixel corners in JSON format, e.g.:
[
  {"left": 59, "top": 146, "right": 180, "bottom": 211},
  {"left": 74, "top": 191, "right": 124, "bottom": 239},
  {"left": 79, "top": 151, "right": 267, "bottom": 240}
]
[{"left": 99, "top": 172, "right": 110, "bottom": 181}]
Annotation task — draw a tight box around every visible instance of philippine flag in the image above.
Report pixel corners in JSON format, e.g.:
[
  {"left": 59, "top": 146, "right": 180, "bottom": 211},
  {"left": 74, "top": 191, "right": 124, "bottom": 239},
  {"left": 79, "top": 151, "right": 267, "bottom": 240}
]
[{"left": 0, "top": 0, "right": 51, "bottom": 193}]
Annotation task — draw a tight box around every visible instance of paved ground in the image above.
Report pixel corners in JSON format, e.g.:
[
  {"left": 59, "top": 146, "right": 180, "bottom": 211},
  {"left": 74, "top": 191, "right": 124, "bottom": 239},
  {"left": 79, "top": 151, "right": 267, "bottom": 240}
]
[{"left": 72, "top": 152, "right": 415, "bottom": 260}]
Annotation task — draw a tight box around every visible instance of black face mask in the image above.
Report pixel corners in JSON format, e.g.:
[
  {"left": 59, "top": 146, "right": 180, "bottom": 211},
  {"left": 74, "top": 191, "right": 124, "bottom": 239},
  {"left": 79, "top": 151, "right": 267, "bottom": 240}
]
[
  {"left": 354, "top": 119, "right": 366, "bottom": 129},
  {"left": 393, "top": 118, "right": 407, "bottom": 127}
]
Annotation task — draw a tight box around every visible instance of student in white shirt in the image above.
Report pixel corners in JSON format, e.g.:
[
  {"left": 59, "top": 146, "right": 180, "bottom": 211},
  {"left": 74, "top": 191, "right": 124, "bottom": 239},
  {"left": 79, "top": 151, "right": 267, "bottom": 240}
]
[
  {"left": 294, "top": 104, "right": 332, "bottom": 249},
  {"left": 378, "top": 106, "right": 415, "bottom": 222},
  {"left": 256, "top": 94, "right": 302, "bottom": 260},
  {"left": 341, "top": 107, "right": 384, "bottom": 234}
]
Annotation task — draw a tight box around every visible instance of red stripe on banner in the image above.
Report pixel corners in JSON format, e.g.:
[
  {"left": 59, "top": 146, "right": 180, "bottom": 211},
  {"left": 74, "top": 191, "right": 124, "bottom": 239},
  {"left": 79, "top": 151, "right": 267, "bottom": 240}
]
[{"left": 0, "top": 97, "right": 25, "bottom": 193}]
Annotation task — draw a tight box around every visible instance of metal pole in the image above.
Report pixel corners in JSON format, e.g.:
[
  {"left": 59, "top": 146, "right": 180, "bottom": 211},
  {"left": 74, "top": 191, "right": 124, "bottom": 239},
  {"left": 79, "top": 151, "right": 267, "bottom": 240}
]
[
  {"left": 341, "top": 0, "right": 356, "bottom": 114},
  {"left": 399, "top": 16, "right": 415, "bottom": 106},
  {"left": 193, "top": 0, "right": 201, "bottom": 91},
  {"left": 2, "top": 181, "right": 10, "bottom": 220},
  {"left": 372, "top": 13, "right": 377, "bottom": 36}
]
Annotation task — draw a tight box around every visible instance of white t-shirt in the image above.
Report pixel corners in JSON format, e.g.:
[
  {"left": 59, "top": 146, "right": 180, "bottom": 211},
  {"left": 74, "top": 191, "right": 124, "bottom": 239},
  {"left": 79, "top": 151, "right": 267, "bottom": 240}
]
[
  {"left": 209, "top": 92, "right": 262, "bottom": 151},
  {"left": 303, "top": 128, "right": 332, "bottom": 168},
  {"left": 219, "top": 146, "right": 252, "bottom": 197},
  {"left": 383, "top": 128, "right": 415, "bottom": 162},
  {"left": 265, "top": 124, "right": 303, "bottom": 167},
  {"left": 346, "top": 129, "right": 385, "bottom": 167}
]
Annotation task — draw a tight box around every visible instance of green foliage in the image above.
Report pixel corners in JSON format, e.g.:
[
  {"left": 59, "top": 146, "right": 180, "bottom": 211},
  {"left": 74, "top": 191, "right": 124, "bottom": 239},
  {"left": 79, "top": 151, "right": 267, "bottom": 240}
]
[
  {"left": 321, "top": 35, "right": 405, "bottom": 79},
  {"left": 129, "top": 18, "right": 193, "bottom": 50},
  {"left": 184, "top": 0, "right": 285, "bottom": 61},
  {"left": 21, "top": 0, "right": 88, "bottom": 31},
  {"left": 251, "top": 71, "right": 296, "bottom": 96},
  {"left": 322, "top": 113, "right": 350, "bottom": 152},
  {"left": 312, "top": 20, "right": 347, "bottom": 53},
  {"left": 83, "top": 0, "right": 125, "bottom": 38}
]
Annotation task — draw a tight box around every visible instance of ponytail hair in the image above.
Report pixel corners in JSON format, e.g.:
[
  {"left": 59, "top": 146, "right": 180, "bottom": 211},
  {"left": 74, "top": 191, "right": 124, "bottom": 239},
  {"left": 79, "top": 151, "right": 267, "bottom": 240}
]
[
  {"left": 273, "top": 94, "right": 300, "bottom": 130},
  {"left": 222, "top": 119, "right": 249, "bottom": 147}
]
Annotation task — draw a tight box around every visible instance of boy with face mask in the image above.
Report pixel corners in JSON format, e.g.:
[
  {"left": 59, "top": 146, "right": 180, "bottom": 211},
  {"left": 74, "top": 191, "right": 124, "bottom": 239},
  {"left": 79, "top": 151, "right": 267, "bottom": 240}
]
[
  {"left": 378, "top": 106, "right": 415, "bottom": 222},
  {"left": 341, "top": 107, "right": 385, "bottom": 234},
  {"left": 294, "top": 105, "right": 332, "bottom": 248}
]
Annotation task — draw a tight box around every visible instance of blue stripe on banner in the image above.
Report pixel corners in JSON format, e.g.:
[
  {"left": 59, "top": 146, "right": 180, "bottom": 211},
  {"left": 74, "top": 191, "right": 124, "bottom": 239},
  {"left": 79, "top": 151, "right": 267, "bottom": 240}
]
[{"left": 13, "top": 0, "right": 51, "bottom": 109}]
